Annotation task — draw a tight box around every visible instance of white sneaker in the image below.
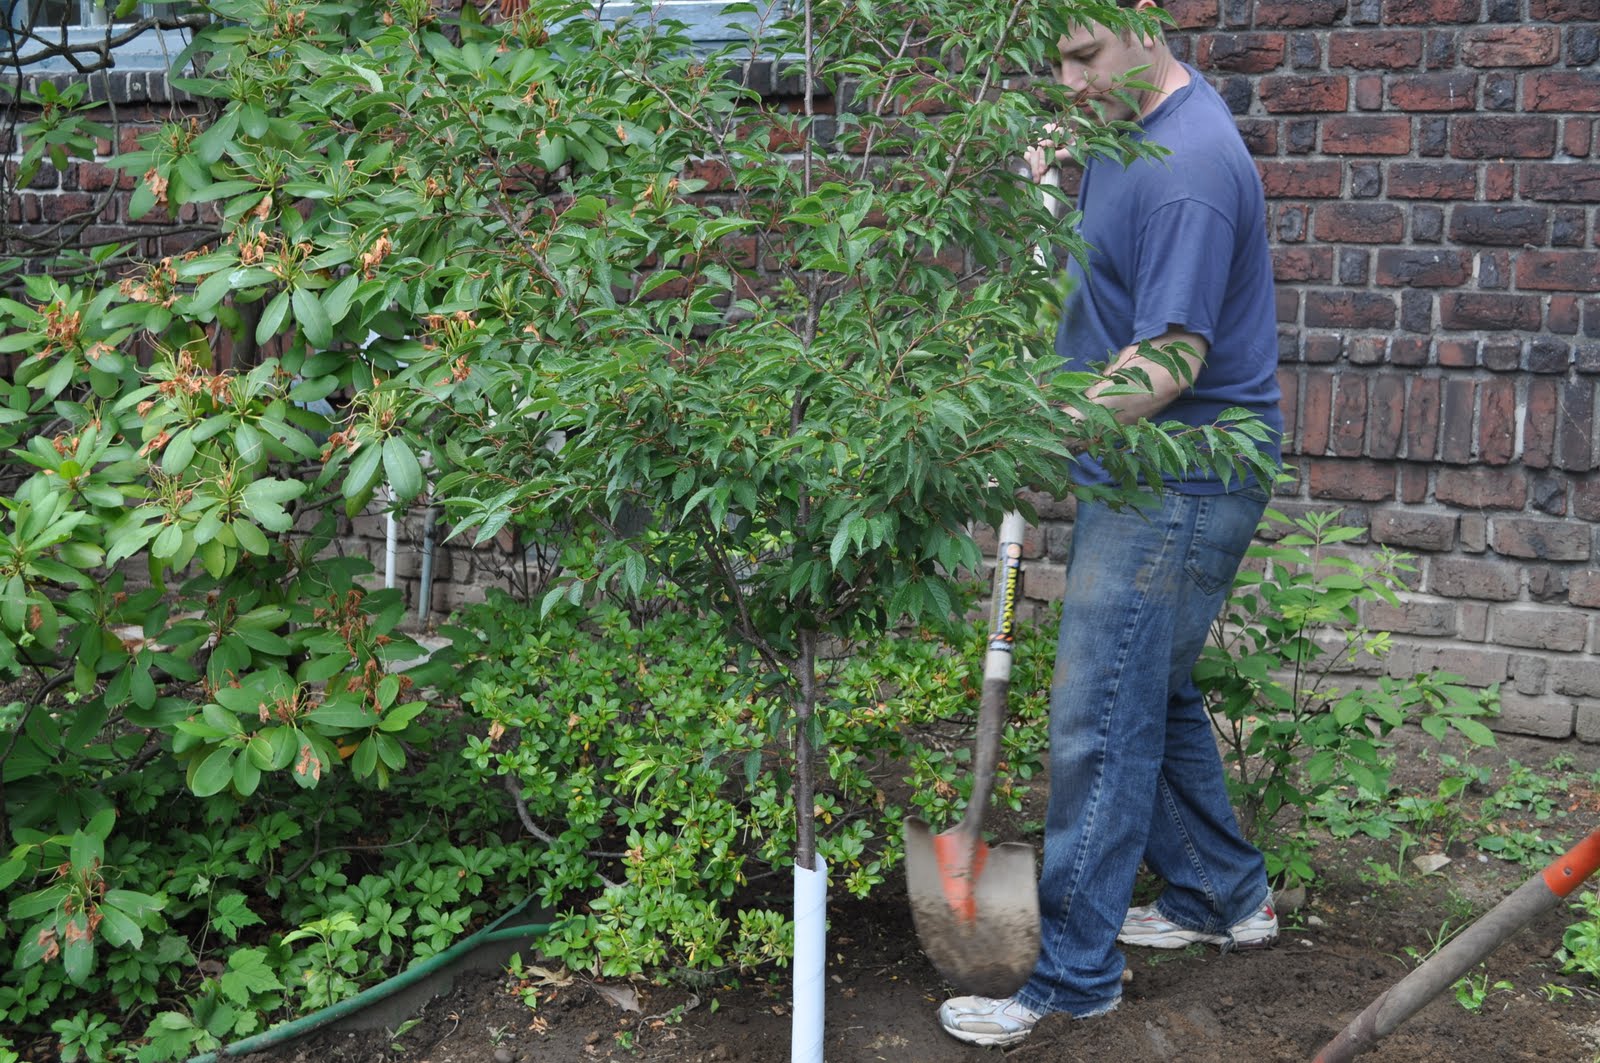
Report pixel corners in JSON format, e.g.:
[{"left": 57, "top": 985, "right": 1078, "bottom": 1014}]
[
  {"left": 1118, "top": 898, "right": 1278, "bottom": 950},
  {"left": 937, "top": 995, "right": 1044, "bottom": 1047}
]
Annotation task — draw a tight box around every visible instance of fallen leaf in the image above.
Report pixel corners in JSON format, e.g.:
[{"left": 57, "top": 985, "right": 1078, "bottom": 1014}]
[{"left": 594, "top": 982, "right": 641, "bottom": 1012}]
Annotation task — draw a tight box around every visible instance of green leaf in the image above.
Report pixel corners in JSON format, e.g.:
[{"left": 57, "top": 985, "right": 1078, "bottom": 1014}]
[
  {"left": 382, "top": 436, "right": 424, "bottom": 503},
  {"left": 220, "top": 947, "right": 282, "bottom": 1004},
  {"left": 97, "top": 903, "right": 144, "bottom": 949},
  {"left": 257, "top": 291, "right": 291, "bottom": 346},
  {"left": 233, "top": 519, "right": 271, "bottom": 554},
  {"left": 292, "top": 285, "right": 332, "bottom": 349},
  {"left": 62, "top": 912, "right": 94, "bottom": 984},
  {"left": 308, "top": 697, "right": 378, "bottom": 729},
  {"left": 191, "top": 745, "right": 237, "bottom": 797}
]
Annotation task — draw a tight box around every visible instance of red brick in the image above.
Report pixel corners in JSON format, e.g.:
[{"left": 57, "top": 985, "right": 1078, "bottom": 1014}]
[
  {"left": 1332, "top": 376, "right": 1367, "bottom": 456},
  {"left": 1401, "top": 464, "right": 1440, "bottom": 502},
  {"left": 1528, "top": 0, "right": 1600, "bottom": 20},
  {"left": 1558, "top": 379, "right": 1596, "bottom": 472},
  {"left": 1575, "top": 478, "right": 1600, "bottom": 521},
  {"left": 1259, "top": 160, "right": 1343, "bottom": 198},
  {"left": 1199, "top": 33, "right": 1288, "bottom": 72},
  {"left": 1328, "top": 30, "right": 1424, "bottom": 69},
  {"left": 1371, "top": 510, "right": 1459, "bottom": 551},
  {"left": 1439, "top": 293, "right": 1543, "bottom": 331},
  {"left": 1525, "top": 378, "right": 1559, "bottom": 469},
  {"left": 1383, "top": 0, "right": 1479, "bottom": 22},
  {"left": 1273, "top": 246, "right": 1335, "bottom": 282},
  {"left": 1374, "top": 248, "right": 1472, "bottom": 287},
  {"left": 1406, "top": 376, "right": 1441, "bottom": 459},
  {"left": 1479, "top": 378, "right": 1517, "bottom": 466},
  {"left": 1259, "top": 76, "right": 1349, "bottom": 113},
  {"left": 1386, "top": 72, "right": 1478, "bottom": 112},
  {"left": 1302, "top": 370, "right": 1333, "bottom": 455},
  {"left": 1450, "top": 205, "right": 1550, "bottom": 245},
  {"left": 1550, "top": 295, "right": 1582, "bottom": 334},
  {"left": 1426, "top": 558, "right": 1521, "bottom": 601},
  {"left": 1461, "top": 27, "right": 1562, "bottom": 67},
  {"left": 1323, "top": 116, "right": 1412, "bottom": 155},
  {"left": 1354, "top": 75, "right": 1385, "bottom": 111},
  {"left": 1485, "top": 164, "right": 1516, "bottom": 202},
  {"left": 1391, "top": 337, "right": 1430, "bottom": 366},
  {"left": 1314, "top": 202, "right": 1406, "bottom": 243},
  {"left": 1567, "top": 120, "right": 1594, "bottom": 159},
  {"left": 1520, "top": 163, "right": 1600, "bottom": 202},
  {"left": 1437, "top": 339, "right": 1477, "bottom": 367},
  {"left": 1386, "top": 162, "right": 1477, "bottom": 199},
  {"left": 1166, "top": 0, "right": 1221, "bottom": 28},
  {"left": 1368, "top": 373, "right": 1407, "bottom": 459},
  {"left": 1277, "top": 368, "right": 1299, "bottom": 453},
  {"left": 1308, "top": 459, "right": 1396, "bottom": 501},
  {"left": 1238, "top": 119, "right": 1279, "bottom": 155},
  {"left": 1254, "top": 0, "right": 1348, "bottom": 26},
  {"left": 1492, "top": 607, "right": 1591, "bottom": 651},
  {"left": 1571, "top": 571, "right": 1600, "bottom": 609},
  {"left": 1441, "top": 378, "right": 1476, "bottom": 464},
  {"left": 1305, "top": 290, "right": 1399, "bottom": 328},
  {"left": 1277, "top": 289, "right": 1301, "bottom": 322},
  {"left": 1517, "top": 252, "right": 1600, "bottom": 292},
  {"left": 1435, "top": 467, "right": 1528, "bottom": 509},
  {"left": 1491, "top": 517, "right": 1593, "bottom": 560},
  {"left": 1525, "top": 72, "right": 1600, "bottom": 114},
  {"left": 1452, "top": 117, "right": 1558, "bottom": 160}
]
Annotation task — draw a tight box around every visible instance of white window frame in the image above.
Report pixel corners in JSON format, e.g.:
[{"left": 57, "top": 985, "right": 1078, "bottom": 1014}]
[{"left": 9, "top": 1, "right": 195, "bottom": 71}]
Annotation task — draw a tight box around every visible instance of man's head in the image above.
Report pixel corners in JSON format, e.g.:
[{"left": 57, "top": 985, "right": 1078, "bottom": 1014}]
[{"left": 1055, "top": 0, "right": 1172, "bottom": 123}]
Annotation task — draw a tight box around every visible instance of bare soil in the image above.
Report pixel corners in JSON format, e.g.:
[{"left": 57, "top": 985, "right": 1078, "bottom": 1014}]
[{"left": 251, "top": 731, "right": 1600, "bottom": 1063}]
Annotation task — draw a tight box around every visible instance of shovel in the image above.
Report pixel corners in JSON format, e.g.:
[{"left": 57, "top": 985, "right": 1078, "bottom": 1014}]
[{"left": 905, "top": 510, "right": 1041, "bottom": 998}]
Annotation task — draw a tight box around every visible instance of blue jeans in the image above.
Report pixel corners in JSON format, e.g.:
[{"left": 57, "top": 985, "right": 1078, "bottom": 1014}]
[{"left": 1014, "top": 487, "right": 1271, "bottom": 1018}]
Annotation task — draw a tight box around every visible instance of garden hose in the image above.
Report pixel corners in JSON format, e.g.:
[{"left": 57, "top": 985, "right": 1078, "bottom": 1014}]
[{"left": 186, "top": 900, "right": 554, "bottom": 1061}]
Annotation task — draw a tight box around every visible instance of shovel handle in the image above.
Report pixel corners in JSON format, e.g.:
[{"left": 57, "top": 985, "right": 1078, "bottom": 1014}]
[{"left": 961, "top": 511, "right": 1026, "bottom": 841}]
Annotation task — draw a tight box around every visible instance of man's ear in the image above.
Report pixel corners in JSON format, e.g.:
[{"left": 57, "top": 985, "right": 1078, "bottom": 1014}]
[{"left": 1131, "top": 0, "right": 1163, "bottom": 45}]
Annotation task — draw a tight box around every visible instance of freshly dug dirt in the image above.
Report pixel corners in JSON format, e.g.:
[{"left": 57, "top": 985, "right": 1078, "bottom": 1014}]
[{"left": 250, "top": 732, "right": 1600, "bottom": 1063}]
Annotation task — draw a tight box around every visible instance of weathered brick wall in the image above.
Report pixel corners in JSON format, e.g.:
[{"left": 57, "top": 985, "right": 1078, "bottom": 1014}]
[
  {"left": 3, "top": 70, "right": 211, "bottom": 280},
  {"left": 1005, "top": 0, "right": 1600, "bottom": 741}
]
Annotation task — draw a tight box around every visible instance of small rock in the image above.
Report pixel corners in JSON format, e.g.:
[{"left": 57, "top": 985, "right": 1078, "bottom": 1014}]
[
  {"left": 709, "top": 1045, "right": 732, "bottom": 1061},
  {"left": 584, "top": 1030, "right": 602, "bottom": 1046},
  {"left": 1274, "top": 886, "right": 1307, "bottom": 913},
  {"left": 1307, "top": 915, "right": 1325, "bottom": 928},
  {"left": 1121, "top": 968, "right": 1135, "bottom": 985},
  {"left": 494, "top": 1049, "right": 515, "bottom": 1063},
  {"left": 1411, "top": 853, "right": 1452, "bottom": 875}
]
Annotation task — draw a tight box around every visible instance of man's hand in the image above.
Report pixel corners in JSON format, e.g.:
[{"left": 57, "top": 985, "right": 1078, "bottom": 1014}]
[{"left": 1025, "top": 123, "right": 1075, "bottom": 182}]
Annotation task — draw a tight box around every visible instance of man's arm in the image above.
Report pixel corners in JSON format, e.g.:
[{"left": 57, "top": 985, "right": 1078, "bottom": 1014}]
[{"left": 1082, "top": 327, "right": 1208, "bottom": 424}]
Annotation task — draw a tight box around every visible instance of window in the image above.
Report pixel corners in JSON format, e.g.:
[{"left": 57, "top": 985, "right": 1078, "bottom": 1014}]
[
  {"left": 7, "top": 1, "right": 196, "bottom": 71},
  {"left": 595, "top": 0, "right": 782, "bottom": 46}
]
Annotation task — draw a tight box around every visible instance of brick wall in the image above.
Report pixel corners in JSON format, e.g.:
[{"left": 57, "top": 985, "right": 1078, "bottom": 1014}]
[
  {"left": 1005, "top": 0, "right": 1600, "bottom": 741},
  {"left": 3, "top": 70, "right": 211, "bottom": 323}
]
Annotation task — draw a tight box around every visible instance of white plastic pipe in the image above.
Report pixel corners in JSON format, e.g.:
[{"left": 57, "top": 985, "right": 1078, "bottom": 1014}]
[
  {"left": 791, "top": 855, "right": 827, "bottom": 1063},
  {"left": 384, "top": 489, "right": 397, "bottom": 591}
]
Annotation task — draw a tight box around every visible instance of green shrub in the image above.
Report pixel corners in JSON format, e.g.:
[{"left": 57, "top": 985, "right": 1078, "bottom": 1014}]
[
  {"left": 445, "top": 589, "right": 1056, "bottom": 979},
  {"left": 1196, "top": 508, "right": 1499, "bottom": 885}
]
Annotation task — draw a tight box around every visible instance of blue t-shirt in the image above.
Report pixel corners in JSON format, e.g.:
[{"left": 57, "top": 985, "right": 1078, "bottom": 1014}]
[{"left": 1055, "top": 65, "right": 1283, "bottom": 494}]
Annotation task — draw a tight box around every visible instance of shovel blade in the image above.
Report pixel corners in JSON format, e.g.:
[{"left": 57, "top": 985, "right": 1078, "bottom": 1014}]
[{"left": 905, "top": 817, "right": 1041, "bottom": 998}]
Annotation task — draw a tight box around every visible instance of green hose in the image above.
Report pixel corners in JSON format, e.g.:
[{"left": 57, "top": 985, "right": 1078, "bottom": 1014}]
[{"left": 187, "top": 900, "right": 555, "bottom": 1061}]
